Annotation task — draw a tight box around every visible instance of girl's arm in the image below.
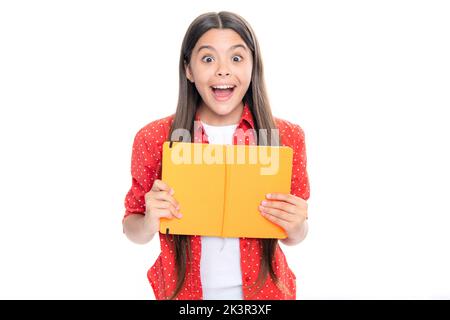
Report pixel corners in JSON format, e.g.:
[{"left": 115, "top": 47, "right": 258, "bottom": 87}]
[
  {"left": 123, "top": 180, "right": 181, "bottom": 245},
  {"left": 123, "top": 214, "right": 155, "bottom": 245},
  {"left": 280, "top": 220, "right": 308, "bottom": 246},
  {"left": 123, "top": 125, "right": 181, "bottom": 245}
]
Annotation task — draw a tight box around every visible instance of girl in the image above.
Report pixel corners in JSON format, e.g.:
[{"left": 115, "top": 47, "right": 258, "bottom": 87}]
[{"left": 122, "top": 11, "right": 310, "bottom": 300}]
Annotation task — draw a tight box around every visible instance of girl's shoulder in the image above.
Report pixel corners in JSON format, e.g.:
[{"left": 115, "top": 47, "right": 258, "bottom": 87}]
[
  {"left": 133, "top": 113, "right": 176, "bottom": 148},
  {"left": 273, "top": 116, "right": 306, "bottom": 145}
]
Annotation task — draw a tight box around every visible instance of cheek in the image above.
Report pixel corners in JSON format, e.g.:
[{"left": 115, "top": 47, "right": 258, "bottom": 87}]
[
  {"left": 189, "top": 62, "right": 209, "bottom": 83},
  {"left": 238, "top": 64, "right": 253, "bottom": 85},
  {"left": 237, "top": 69, "right": 253, "bottom": 89}
]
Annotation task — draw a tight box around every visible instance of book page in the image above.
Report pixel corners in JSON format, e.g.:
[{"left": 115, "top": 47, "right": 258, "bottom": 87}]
[
  {"left": 160, "top": 142, "right": 225, "bottom": 236},
  {"left": 222, "top": 145, "right": 292, "bottom": 238}
]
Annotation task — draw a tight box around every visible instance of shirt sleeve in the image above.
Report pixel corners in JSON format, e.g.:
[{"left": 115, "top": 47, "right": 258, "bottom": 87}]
[
  {"left": 290, "top": 124, "right": 310, "bottom": 202},
  {"left": 123, "top": 129, "right": 161, "bottom": 223}
]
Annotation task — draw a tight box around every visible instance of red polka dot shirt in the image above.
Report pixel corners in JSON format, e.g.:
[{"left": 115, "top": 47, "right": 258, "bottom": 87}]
[{"left": 123, "top": 102, "right": 310, "bottom": 300}]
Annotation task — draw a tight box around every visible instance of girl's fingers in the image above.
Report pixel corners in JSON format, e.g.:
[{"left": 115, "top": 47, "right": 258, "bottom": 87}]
[
  {"left": 259, "top": 207, "right": 289, "bottom": 230},
  {"left": 259, "top": 205, "right": 295, "bottom": 223},
  {"left": 151, "top": 179, "right": 172, "bottom": 193},
  {"left": 146, "top": 180, "right": 174, "bottom": 204},
  {"left": 266, "top": 193, "right": 304, "bottom": 207},
  {"left": 260, "top": 200, "right": 297, "bottom": 215},
  {"left": 151, "top": 190, "right": 179, "bottom": 209},
  {"left": 153, "top": 209, "right": 175, "bottom": 220},
  {"left": 151, "top": 205, "right": 182, "bottom": 220},
  {"left": 151, "top": 201, "right": 182, "bottom": 219}
]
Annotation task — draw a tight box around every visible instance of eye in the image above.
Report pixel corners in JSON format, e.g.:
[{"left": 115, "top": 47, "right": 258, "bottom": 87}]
[
  {"left": 232, "top": 55, "right": 243, "bottom": 62},
  {"left": 201, "top": 56, "right": 214, "bottom": 63}
]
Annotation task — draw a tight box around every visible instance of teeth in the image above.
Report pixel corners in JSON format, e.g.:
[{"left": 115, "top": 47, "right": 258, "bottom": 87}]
[{"left": 212, "top": 85, "right": 235, "bottom": 89}]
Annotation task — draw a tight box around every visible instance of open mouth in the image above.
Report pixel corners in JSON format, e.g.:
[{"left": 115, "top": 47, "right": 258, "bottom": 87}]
[{"left": 210, "top": 85, "right": 236, "bottom": 101}]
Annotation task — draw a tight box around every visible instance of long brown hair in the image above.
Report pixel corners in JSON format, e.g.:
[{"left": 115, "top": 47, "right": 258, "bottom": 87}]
[{"left": 166, "top": 11, "right": 287, "bottom": 299}]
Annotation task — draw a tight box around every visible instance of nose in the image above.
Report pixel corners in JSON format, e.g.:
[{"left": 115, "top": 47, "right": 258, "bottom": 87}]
[
  {"left": 216, "top": 62, "right": 231, "bottom": 77},
  {"left": 216, "top": 70, "right": 231, "bottom": 77}
]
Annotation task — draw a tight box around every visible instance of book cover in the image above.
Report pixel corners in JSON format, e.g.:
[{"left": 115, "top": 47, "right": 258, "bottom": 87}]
[{"left": 159, "top": 141, "right": 293, "bottom": 239}]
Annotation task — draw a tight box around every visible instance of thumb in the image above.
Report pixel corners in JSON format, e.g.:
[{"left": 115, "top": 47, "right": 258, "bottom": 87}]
[{"left": 152, "top": 179, "right": 173, "bottom": 194}]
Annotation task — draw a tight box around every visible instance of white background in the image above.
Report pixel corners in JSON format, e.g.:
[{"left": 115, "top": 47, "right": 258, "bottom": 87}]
[{"left": 1, "top": 0, "right": 449, "bottom": 299}]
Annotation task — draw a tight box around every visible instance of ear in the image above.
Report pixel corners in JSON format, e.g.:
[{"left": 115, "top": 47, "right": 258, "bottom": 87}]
[{"left": 184, "top": 61, "right": 194, "bottom": 83}]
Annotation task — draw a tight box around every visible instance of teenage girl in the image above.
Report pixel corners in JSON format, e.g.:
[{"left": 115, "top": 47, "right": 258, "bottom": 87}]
[{"left": 122, "top": 11, "right": 310, "bottom": 300}]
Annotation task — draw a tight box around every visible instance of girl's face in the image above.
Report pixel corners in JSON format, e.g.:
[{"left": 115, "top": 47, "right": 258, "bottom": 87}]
[{"left": 186, "top": 28, "right": 253, "bottom": 125}]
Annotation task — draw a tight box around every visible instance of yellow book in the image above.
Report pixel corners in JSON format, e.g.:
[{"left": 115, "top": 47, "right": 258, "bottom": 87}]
[{"left": 159, "top": 141, "right": 293, "bottom": 239}]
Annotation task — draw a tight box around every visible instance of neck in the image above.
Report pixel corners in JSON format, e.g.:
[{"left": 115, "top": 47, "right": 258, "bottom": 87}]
[{"left": 197, "top": 101, "right": 244, "bottom": 126}]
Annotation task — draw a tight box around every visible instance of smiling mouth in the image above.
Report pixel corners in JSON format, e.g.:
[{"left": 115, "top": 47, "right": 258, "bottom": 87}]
[{"left": 210, "top": 85, "right": 236, "bottom": 101}]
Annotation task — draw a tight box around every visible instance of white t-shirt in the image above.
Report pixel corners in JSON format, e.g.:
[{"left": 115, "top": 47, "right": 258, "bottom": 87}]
[{"left": 199, "top": 120, "right": 244, "bottom": 300}]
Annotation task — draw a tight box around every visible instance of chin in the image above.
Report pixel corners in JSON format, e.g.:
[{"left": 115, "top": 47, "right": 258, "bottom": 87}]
[{"left": 209, "top": 101, "right": 239, "bottom": 115}]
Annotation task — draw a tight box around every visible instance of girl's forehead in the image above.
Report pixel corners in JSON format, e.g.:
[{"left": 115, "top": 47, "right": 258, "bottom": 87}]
[{"left": 195, "top": 29, "right": 247, "bottom": 51}]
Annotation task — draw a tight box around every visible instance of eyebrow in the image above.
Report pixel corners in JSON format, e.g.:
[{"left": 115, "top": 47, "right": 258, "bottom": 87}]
[{"left": 197, "top": 44, "right": 247, "bottom": 53}]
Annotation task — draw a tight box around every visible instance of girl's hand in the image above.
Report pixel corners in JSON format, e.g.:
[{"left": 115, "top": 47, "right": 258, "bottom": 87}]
[
  {"left": 143, "top": 179, "right": 182, "bottom": 237},
  {"left": 258, "top": 193, "right": 308, "bottom": 243}
]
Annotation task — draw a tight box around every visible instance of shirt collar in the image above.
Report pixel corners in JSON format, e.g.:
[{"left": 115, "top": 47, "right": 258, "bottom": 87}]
[{"left": 194, "top": 101, "right": 255, "bottom": 130}]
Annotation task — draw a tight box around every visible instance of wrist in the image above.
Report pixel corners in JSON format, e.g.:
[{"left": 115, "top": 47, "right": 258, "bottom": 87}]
[
  {"left": 142, "top": 215, "right": 157, "bottom": 239},
  {"left": 282, "top": 220, "right": 308, "bottom": 246}
]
